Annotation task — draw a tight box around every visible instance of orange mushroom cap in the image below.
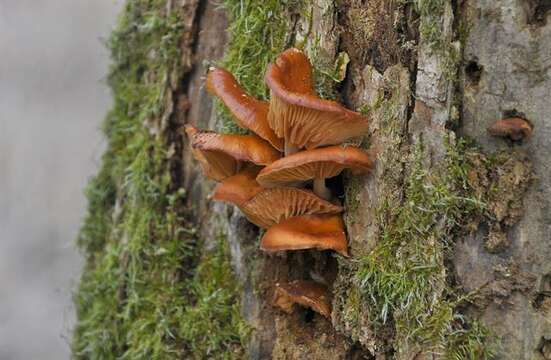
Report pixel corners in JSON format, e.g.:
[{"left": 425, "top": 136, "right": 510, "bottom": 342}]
[
  {"left": 261, "top": 214, "right": 349, "bottom": 256},
  {"left": 487, "top": 117, "right": 533, "bottom": 141},
  {"left": 273, "top": 280, "right": 332, "bottom": 318},
  {"left": 212, "top": 166, "right": 263, "bottom": 207},
  {"left": 185, "top": 125, "right": 240, "bottom": 181},
  {"left": 241, "top": 187, "right": 343, "bottom": 229},
  {"left": 257, "top": 145, "right": 374, "bottom": 187},
  {"left": 206, "top": 67, "right": 284, "bottom": 151},
  {"left": 265, "top": 48, "right": 369, "bottom": 149},
  {"left": 189, "top": 126, "right": 281, "bottom": 168}
]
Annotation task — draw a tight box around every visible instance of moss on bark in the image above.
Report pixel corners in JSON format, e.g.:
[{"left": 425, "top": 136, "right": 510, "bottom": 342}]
[{"left": 73, "top": 1, "right": 248, "bottom": 358}]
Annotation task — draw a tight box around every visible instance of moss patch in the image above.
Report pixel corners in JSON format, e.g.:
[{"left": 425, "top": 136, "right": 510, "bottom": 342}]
[
  {"left": 179, "top": 236, "right": 251, "bottom": 359},
  {"left": 351, "top": 138, "right": 507, "bottom": 358},
  {"left": 72, "top": 1, "right": 248, "bottom": 359}
]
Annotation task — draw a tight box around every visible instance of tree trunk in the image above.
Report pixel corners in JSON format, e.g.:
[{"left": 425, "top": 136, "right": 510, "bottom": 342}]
[{"left": 75, "top": 0, "right": 551, "bottom": 358}]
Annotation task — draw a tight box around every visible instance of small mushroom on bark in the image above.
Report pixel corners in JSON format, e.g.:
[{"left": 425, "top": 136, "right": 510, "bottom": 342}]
[
  {"left": 261, "top": 214, "right": 348, "bottom": 256},
  {"left": 487, "top": 117, "right": 533, "bottom": 141},
  {"left": 265, "top": 48, "right": 369, "bottom": 153},
  {"left": 206, "top": 67, "right": 284, "bottom": 151},
  {"left": 187, "top": 126, "right": 281, "bottom": 172},
  {"left": 257, "top": 145, "right": 373, "bottom": 200},
  {"left": 273, "top": 280, "right": 332, "bottom": 318}
]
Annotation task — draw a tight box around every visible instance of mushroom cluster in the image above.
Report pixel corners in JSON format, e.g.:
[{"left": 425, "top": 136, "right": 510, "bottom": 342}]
[{"left": 186, "top": 48, "right": 373, "bottom": 318}]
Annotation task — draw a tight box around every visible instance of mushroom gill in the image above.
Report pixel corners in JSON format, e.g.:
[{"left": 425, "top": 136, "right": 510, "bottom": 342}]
[
  {"left": 487, "top": 117, "right": 533, "bottom": 141},
  {"left": 261, "top": 214, "right": 348, "bottom": 256},
  {"left": 265, "top": 48, "right": 369, "bottom": 152},
  {"left": 257, "top": 144, "right": 374, "bottom": 200},
  {"left": 273, "top": 280, "right": 332, "bottom": 319},
  {"left": 212, "top": 169, "right": 342, "bottom": 228},
  {"left": 206, "top": 67, "right": 284, "bottom": 151},
  {"left": 240, "top": 187, "right": 343, "bottom": 229}
]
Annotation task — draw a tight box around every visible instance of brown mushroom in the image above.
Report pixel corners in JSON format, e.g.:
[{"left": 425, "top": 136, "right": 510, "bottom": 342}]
[
  {"left": 261, "top": 214, "right": 348, "bottom": 256},
  {"left": 206, "top": 67, "right": 284, "bottom": 151},
  {"left": 213, "top": 169, "right": 342, "bottom": 228},
  {"left": 241, "top": 187, "right": 343, "bottom": 229},
  {"left": 257, "top": 145, "right": 373, "bottom": 200},
  {"left": 487, "top": 117, "right": 533, "bottom": 141},
  {"left": 185, "top": 125, "right": 240, "bottom": 181},
  {"left": 187, "top": 126, "right": 281, "bottom": 174},
  {"left": 265, "top": 48, "right": 369, "bottom": 153},
  {"left": 212, "top": 165, "right": 263, "bottom": 207},
  {"left": 273, "top": 280, "right": 332, "bottom": 318}
]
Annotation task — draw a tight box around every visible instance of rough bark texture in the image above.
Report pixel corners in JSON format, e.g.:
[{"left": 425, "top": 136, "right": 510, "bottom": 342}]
[
  {"left": 178, "top": 0, "right": 551, "bottom": 358},
  {"left": 457, "top": 1, "right": 551, "bottom": 358}
]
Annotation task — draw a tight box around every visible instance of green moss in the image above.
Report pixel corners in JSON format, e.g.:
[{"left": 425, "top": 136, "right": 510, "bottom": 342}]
[
  {"left": 356, "top": 139, "right": 495, "bottom": 358},
  {"left": 73, "top": 1, "right": 248, "bottom": 358},
  {"left": 179, "top": 236, "right": 251, "bottom": 359},
  {"left": 340, "top": 65, "right": 505, "bottom": 356},
  {"left": 77, "top": 158, "right": 117, "bottom": 255},
  {"left": 412, "top": 0, "right": 460, "bottom": 80},
  {"left": 344, "top": 175, "right": 363, "bottom": 224}
]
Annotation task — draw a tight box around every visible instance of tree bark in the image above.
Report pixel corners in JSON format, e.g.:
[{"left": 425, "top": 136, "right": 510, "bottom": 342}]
[
  {"left": 180, "top": 0, "right": 551, "bottom": 358},
  {"left": 456, "top": 1, "right": 551, "bottom": 358}
]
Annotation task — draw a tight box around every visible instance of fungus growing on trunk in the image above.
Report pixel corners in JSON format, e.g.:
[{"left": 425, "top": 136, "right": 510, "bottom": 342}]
[
  {"left": 273, "top": 280, "right": 332, "bottom": 319},
  {"left": 185, "top": 125, "right": 240, "bottom": 181},
  {"left": 212, "top": 170, "right": 342, "bottom": 228},
  {"left": 206, "top": 67, "right": 284, "bottom": 151},
  {"left": 257, "top": 145, "right": 373, "bottom": 200},
  {"left": 187, "top": 126, "right": 281, "bottom": 169},
  {"left": 186, "top": 48, "right": 379, "bottom": 324},
  {"left": 240, "top": 188, "right": 343, "bottom": 229},
  {"left": 487, "top": 117, "right": 533, "bottom": 141},
  {"left": 261, "top": 214, "right": 348, "bottom": 256},
  {"left": 265, "top": 48, "right": 369, "bottom": 152},
  {"left": 212, "top": 166, "right": 263, "bottom": 206}
]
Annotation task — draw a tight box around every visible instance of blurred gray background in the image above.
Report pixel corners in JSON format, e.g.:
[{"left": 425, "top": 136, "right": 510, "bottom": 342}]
[{"left": 0, "top": 1, "right": 121, "bottom": 358}]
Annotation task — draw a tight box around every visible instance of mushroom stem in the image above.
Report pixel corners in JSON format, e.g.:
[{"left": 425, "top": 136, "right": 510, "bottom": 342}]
[
  {"left": 284, "top": 140, "right": 299, "bottom": 156},
  {"left": 313, "top": 178, "right": 331, "bottom": 200}
]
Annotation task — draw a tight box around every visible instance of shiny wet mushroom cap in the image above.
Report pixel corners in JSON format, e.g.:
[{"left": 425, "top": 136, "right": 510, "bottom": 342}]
[
  {"left": 261, "top": 214, "right": 348, "bottom": 256},
  {"left": 212, "top": 166, "right": 263, "bottom": 207},
  {"left": 487, "top": 117, "right": 533, "bottom": 141},
  {"left": 265, "top": 48, "right": 369, "bottom": 153},
  {"left": 206, "top": 67, "right": 284, "bottom": 151},
  {"left": 257, "top": 145, "right": 374, "bottom": 199},
  {"left": 185, "top": 125, "right": 240, "bottom": 181},
  {"left": 189, "top": 127, "right": 281, "bottom": 166},
  {"left": 273, "top": 280, "right": 332, "bottom": 318}
]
